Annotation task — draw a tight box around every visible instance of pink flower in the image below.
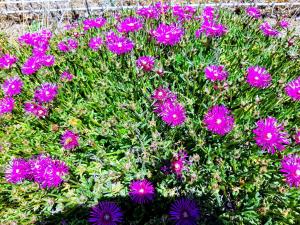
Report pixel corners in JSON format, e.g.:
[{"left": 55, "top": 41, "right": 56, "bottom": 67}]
[
  {"left": 0, "top": 97, "right": 14, "bottom": 116},
  {"left": 152, "top": 87, "right": 173, "bottom": 101},
  {"left": 24, "top": 102, "right": 48, "bottom": 118},
  {"left": 5, "top": 158, "right": 30, "bottom": 184},
  {"left": 280, "top": 154, "right": 300, "bottom": 187},
  {"left": 285, "top": 76, "right": 300, "bottom": 101},
  {"left": 253, "top": 117, "right": 290, "bottom": 154},
  {"left": 83, "top": 17, "right": 106, "bottom": 30},
  {"left": 202, "top": 6, "right": 215, "bottom": 21},
  {"left": 137, "top": 6, "right": 160, "bottom": 19},
  {"left": 151, "top": 23, "right": 184, "bottom": 46},
  {"left": 205, "top": 65, "right": 228, "bottom": 82},
  {"left": 136, "top": 56, "right": 155, "bottom": 72},
  {"left": 0, "top": 54, "right": 18, "bottom": 69},
  {"left": 171, "top": 150, "right": 189, "bottom": 177},
  {"left": 60, "top": 71, "right": 74, "bottom": 81},
  {"left": 105, "top": 31, "right": 134, "bottom": 55},
  {"left": 2, "top": 76, "right": 23, "bottom": 96},
  {"left": 260, "top": 22, "right": 280, "bottom": 37},
  {"left": 60, "top": 130, "right": 79, "bottom": 150},
  {"left": 246, "top": 7, "right": 261, "bottom": 19},
  {"left": 129, "top": 179, "right": 155, "bottom": 204},
  {"left": 196, "top": 21, "right": 227, "bottom": 38},
  {"left": 203, "top": 105, "right": 234, "bottom": 136},
  {"left": 21, "top": 56, "right": 42, "bottom": 75},
  {"left": 172, "top": 5, "right": 196, "bottom": 21},
  {"left": 58, "top": 38, "right": 78, "bottom": 52},
  {"left": 117, "top": 17, "right": 143, "bottom": 33},
  {"left": 279, "top": 19, "right": 289, "bottom": 28},
  {"left": 246, "top": 66, "right": 272, "bottom": 89},
  {"left": 40, "top": 55, "right": 55, "bottom": 67},
  {"left": 161, "top": 103, "right": 186, "bottom": 127},
  {"left": 89, "top": 37, "right": 103, "bottom": 51},
  {"left": 34, "top": 83, "right": 58, "bottom": 103}
]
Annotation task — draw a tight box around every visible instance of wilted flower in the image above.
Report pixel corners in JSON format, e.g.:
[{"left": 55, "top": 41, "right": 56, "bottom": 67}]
[
  {"left": 34, "top": 83, "right": 58, "bottom": 103},
  {"left": 280, "top": 154, "right": 300, "bottom": 187},
  {"left": 253, "top": 117, "right": 290, "bottom": 154},
  {"left": 137, "top": 6, "right": 160, "bottom": 19},
  {"left": 151, "top": 23, "right": 184, "bottom": 46},
  {"left": 0, "top": 54, "right": 18, "bottom": 69},
  {"left": 83, "top": 17, "right": 106, "bottom": 30},
  {"left": 5, "top": 158, "right": 30, "bottom": 184},
  {"left": 105, "top": 31, "right": 134, "bottom": 55},
  {"left": 2, "top": 76, "right": 23, "bottom": 96},
  {"left": 169, "top": 198, "right": 200, "bottom": 225},
  {"left": 246, "top": 66, "right": 272, "bottom": 89},
  {"left": 117, "top": 17, "right": 143, "bottom": 33},
  {"left": 246, "top": 7, "right": 261, "bottom": 19},
  {"left": 205, "top": 65, "right": 228, "bottom": 82},
  {"left": 136, "top": 56, "right": 155, "bottom": 72},
  {"left": 88, "top": 201, "right": 123, "bottom": 225},
  {"left": 24, "top": 102, "right": 48, "bottom": 118},
  {"left": 61, "top": 71, "right": 74, "bottom": 81},
  {"left": 295, "top": 131, "right": 300, "bottom": 144},
  {"left": 0, "top": 97, "right": 15, "bottom": 116},
  {"left": 260, "top": 22, "right": 279, "bottom": 37},
  {"left": 60, "top": 130, "right": 79, "bottom": 150},
  {"left": 89, "top": 37, "right": 103, "bottom": 51},
  {"left": 129, "top": 179, "right": 155, "bottom": 204},
  {"left": 203, "top": 105, "right": 234, "bottom": 136},
  {"left": 285, "top": 76, "right": 300, "bottom": 101}
]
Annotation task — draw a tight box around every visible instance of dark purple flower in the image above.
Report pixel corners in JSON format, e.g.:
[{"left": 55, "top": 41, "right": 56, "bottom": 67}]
[
  {"left": 34, "top": 83, "right": 58, "bottom": 103},
  {"left": 246, "top": 7, "right": 261, "bottom": 19},
  {"left": 260, "top": 22, "right": 280, "bottom": 37},
  {"left": 246, "top": 66, "right": 272, "bottom": 89},
  {"left": 205, "top": 65, "right": 228, "bottom": 82},
  {"left": 29, "top": 155, "right": 69, "bottom": 188},
  {"left": 0, "top": 97, "right": 14, "bottom": 116},
  {"left": 2, "top": 76, "right": 23, "bottom": 96},
  {"left": 137, "top": 6, "right": 160, "bottom": 19},
  {"left": 83, "top": 17, "right": 106, "bottom": 31},
  {"left": 89, "top": 37, "right": 103, "bottom": 51},
  {"left": 280, "top": 154, "right": 300, "bottom": 187},
  {"left": 88, "top": 201, "right": 123, "bottom": 225},
  {"left": 285, "top": 76, "right": 300, "bottom": 101},
  {"left": 253, "top": 117, "right": 290, "bottom": 154},
  {"left": 105, "top": 32, "right": 134, "bottom": 55},
  {"left": 0, "top": 54, "right": 18, "bottom": 69},
  {"left": 61, "top": 71, "right": 74, "bottom": 81},
  {"left": 169, "top": 198, "right": 200, "bottom": 225},
  {"left": 24, "top": 102, "right": 48, "bottom": 118},
  {"left": 5, "top": 158, "right": 30, "bottom": 184},
  {"left": 129, "top": 179, "right": 155, "bottom": 204},
  {"left": 136, "top": 56, "right": 155, "bottom": 72},
  {"left": 60, "top": 130, "right": 79, "bottom": 150},
  {"left": 151, "top": 23, "right": 184, "bottom": 46},
  {"left": 117, "top": 17, "right": 143, "bottom": 33},
  {"left": 203, "top": 105, "right": 234, "bottom": 136}
]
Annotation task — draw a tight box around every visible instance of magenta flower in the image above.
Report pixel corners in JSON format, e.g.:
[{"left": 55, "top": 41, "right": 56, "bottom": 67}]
[
  {"left": 285, "top": 76, "right": 300, "bottom": 101},
  {"left": 280, "top": 154, "right": 300, "bottom": 187},
  {"left": 279, "top": 19, "right": 289, "bottom": 28},
  {"left": 169, "top": 198, "right": 200, "bottom": 225},
  {"left": 21, "top": 56, "right": 41, "bottom": 75},
  {"left": 40, "top": 55, "right": 55, "bottom": 67},
  {"left": 295, "top": 131, "right": 300, "bottom": 145},
  {"left": 89, "top": 37, "right": 103, "bottom": 51},
  {"left": 129, "top": 179, "right": 155, "bottom": 204},
  {"left": 58, "top": 38, "right": 78, "bottom": 52},
  {"left": 172, "top": 5, "right": 196, "bottom": 21},
  {"left": 202, "top": 6, "right": 215, "bottom": 21},
  {"left": 2, "top": 76, "right": 23, "bottom": 96},
  {"left": 5, "top": 158, "right": 30, "bottom": 184},
  {"left": 136, "top": 56, "right": 155, "bottom": 72},
  {"left": 246, "top": 66, "right": 272, "bottom": 89},
  {"left": 105, "top": 32, "right": 134, "bottom": 55},
  {"left": 24, "top": 102, "right": 48, "bottom": 118},
  {"left": 137, "top": 6, "right": 160, "bottom": 19},
  {"left": 0, "top": 97, "right": 14, "bottom": 116},
  {"left": 152, "top": 87, "right": 173, "bottom": 101},
  {"left": 29, "top": 155, "right": 69, "bottom": 189},
  {"left": 196, "top": 21, "right": 227, "bottom": 38},
  {"left": 83, "top": 17, "right": 106, "bottom": 31},
  {"left": 253, "top": 117, "right": 290, "bottom": 154},
  {"left": 203, "top": 105, "right": 234, "bottom": 136},
  {"left": 205, "top": 65, "right": 228, "bottom": 82},
  {"left": 161, "top": 103, "right": 186, "bottom": 127},
  {"left": 0, "top": 54, "right": 18, "bottom": 69},
  {"left": 246, "top": 7, "right": 261, "bottom": 19},
  {"left": 151, "top": 23, "right": 184, "bottom": 46},
  {"left": 34, "top": 83, "right": 58, "bottom": 103},
  {"left": 171, "top": 150, "right": 189, "bottom": 177},
  {"left": 88, "top": 201, "right": 123, "bottom": 225},
  {"left": 60, "top": 130, "right": 79, "bottom": 150},
  {"left": 61, "top": 71, "right": 74, "bottom": 81},
  {"left": 117, "top": 17, "right": 143, "bottom": 33},
  {"left": 260, "top": 22, "right": 280, "bottom": 37}
]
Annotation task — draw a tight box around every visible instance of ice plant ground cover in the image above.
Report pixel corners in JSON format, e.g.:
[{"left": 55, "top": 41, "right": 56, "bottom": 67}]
[{"left": 0, "top": 4, "right": 300, "bottom": 225}]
